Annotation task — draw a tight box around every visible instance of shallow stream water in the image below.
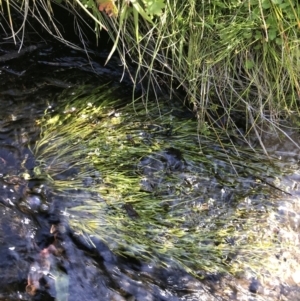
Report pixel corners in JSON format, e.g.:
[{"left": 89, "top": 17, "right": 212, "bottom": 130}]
[{"left": 1, "top": 31, "right": 300, "bottom": 301}]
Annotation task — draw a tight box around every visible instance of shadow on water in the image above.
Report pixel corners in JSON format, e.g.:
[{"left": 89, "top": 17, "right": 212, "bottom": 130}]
[{"left": 1, "top": 17, "right": 300, "bottom": 301}]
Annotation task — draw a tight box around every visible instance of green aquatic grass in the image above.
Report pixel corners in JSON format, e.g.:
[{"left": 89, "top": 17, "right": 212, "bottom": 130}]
[{"left": 33, "top": 85, "right": 289, "bottom": 277}]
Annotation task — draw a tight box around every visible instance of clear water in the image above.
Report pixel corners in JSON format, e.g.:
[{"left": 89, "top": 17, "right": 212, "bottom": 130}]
[{"left": 1, "top": 37, "right": 300, "bottom": 301}]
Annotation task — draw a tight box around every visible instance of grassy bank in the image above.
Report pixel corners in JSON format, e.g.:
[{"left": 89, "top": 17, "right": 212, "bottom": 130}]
[{"left": 2, "top": 0, "right": 300, "bottom": 152}]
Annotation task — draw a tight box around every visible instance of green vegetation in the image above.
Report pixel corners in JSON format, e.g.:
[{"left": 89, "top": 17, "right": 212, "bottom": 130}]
[
  {"left": 33, "top": 84, "right": 290, "bottom": 277},
  {"left": 3, "top": 0, "right": 300, "bottom": 280},
  {"left": 2, "top": 1, "right": 300, "bottom": 151}
]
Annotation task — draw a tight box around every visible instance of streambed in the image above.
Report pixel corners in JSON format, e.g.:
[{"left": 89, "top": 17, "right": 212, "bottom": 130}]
[{"left": 1, "top": 37, "right": 300, "bottom": 301}]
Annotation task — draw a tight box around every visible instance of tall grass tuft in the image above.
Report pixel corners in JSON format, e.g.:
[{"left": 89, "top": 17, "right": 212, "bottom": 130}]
[
  {"left": 2, "top": 0, "right": 300, "bottom": 151},
  {"left": 108, "top": 0, "right": 300, "bottom": 151}
]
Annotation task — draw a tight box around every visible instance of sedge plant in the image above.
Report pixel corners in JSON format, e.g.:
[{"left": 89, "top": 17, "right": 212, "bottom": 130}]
[{"left": 2, "top": 0, "right": 300, "bottom": 154}]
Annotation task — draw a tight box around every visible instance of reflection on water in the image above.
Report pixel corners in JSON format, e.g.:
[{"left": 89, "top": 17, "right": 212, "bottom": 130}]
[{"left": 1, "top": 38, "right": 300, "bottom": 301}]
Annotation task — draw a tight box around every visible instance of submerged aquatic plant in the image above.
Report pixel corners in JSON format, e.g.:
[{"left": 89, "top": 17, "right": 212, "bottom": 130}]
[{"left": 33, "top": 84, "right": 289, "bottom": 277}]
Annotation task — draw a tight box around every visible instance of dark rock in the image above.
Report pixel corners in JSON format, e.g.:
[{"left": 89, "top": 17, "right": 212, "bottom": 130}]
[{"left": 249, "top": 278, "right": 263, "bottom": 294}]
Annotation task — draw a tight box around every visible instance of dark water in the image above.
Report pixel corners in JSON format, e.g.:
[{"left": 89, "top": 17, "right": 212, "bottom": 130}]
[
  {"left": 1, "top": 26, "right": 300, "bottom": 301},
  {"left": 0, "top": 36, "right": 205, "bottom": 301}
]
